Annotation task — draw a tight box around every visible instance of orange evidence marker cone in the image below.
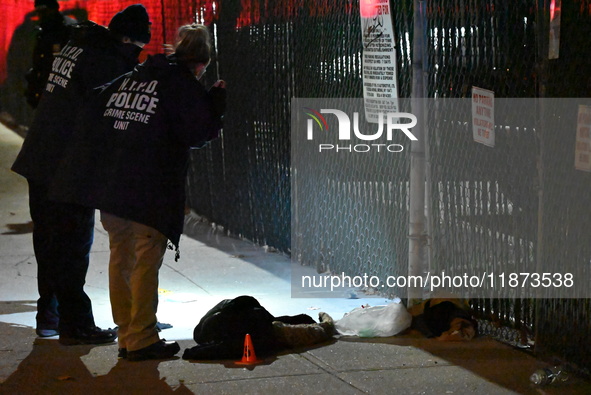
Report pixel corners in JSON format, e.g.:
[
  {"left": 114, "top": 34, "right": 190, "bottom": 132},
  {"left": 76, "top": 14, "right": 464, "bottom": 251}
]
[{"left": 235, "top": 333, "right": 263, "bottom": 365}]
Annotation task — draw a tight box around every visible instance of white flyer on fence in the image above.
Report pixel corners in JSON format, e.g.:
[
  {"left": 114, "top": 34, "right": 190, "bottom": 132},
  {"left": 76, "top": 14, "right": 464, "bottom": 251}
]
[
  {"left": 575, "top": 104, "right": 591, "bottom": 172},
  {"left": 360, "top": 0, "right": 399, "bottom": 123},
  {"left": 471, "top": 86, "right": 495, "bottom": 147}
]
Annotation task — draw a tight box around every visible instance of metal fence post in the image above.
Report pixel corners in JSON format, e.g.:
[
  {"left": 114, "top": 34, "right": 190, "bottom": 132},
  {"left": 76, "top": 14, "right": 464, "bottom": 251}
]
[
  {"left": 534, "top": 0, "right": 549, "bottom": 354},
  {"left": 408, "top": 0, "right": 428, "bottom": 301}
]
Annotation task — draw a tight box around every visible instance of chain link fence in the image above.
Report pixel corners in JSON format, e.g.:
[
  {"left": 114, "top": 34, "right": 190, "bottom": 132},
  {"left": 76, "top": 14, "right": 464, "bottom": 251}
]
[
  {"left": 186, "top": 0, "right": 591, "bottom": 373},
  {"left": 423, "top": 0, "right": 540, "bottom": 352},
  {"left": 423, "top": 0, "right": 591, "bottom": 373}
]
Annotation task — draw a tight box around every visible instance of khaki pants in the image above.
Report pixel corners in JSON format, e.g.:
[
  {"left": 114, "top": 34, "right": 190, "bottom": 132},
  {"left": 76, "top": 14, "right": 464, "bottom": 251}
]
[{"left": 101, "top": 212, "right": 168, "bottom": 352}]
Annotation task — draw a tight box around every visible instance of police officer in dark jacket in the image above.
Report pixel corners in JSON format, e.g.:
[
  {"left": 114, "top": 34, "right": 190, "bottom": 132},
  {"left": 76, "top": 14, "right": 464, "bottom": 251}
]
[
  {"left": 24, "top": 0, "right": 77, "bottom": 108},
  {"left": 51, "top": 23, "right": 225, "bottom": 361},
  {"left": 11, "top": 4, "right": 152, "bottom": 345}
]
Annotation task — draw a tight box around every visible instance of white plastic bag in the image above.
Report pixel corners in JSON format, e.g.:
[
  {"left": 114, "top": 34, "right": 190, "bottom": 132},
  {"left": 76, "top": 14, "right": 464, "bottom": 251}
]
[{"left": 335, "top": 302, "right": 412, "bottom": 337}]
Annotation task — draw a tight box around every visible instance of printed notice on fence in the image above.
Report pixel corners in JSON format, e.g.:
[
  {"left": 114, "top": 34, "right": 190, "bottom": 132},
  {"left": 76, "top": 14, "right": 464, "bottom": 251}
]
[
  {"left": 360, "top": 0, "right": 399, "bottom": 123},
  {"left": 548, "top": 0, "right": 561, "bottom": 59},
  {"left": 575, "top": 105, "right": 591, "bottom": 172},
  {"left": 471, "top": 86, "right": 495, "bottom": 147}
]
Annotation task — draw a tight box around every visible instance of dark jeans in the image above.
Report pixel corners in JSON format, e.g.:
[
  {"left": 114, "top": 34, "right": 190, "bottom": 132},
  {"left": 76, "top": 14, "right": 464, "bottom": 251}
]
[{"left": 28, "top": 180, "right": 96, "bottom": 332}]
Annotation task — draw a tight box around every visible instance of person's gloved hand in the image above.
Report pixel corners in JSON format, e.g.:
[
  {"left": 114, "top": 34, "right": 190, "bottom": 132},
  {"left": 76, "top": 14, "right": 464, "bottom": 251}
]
[{"left": 209, "top": 80, "right": 226, "bottom": 118}]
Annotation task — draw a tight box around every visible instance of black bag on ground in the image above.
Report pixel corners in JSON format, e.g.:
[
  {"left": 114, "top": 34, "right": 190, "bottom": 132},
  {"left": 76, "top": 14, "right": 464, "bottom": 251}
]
[
  {"left": 412, "top": 300, "right": 476, "bottom": 338},
  {"left": 183, "top": 295, "right": 314, "bottom": 360}
]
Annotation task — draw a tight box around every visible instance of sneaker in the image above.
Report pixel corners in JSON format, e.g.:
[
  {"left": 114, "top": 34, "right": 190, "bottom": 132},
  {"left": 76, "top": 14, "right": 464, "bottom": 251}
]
[
  {"left": 127, "top": 339, "right": 180, "bottom": 362},
  {"left": 36, "top": 328, "right": 59, "bottom": 337},
  {"left": 59, "top": 326, "right": 117, "bottom": 345}
]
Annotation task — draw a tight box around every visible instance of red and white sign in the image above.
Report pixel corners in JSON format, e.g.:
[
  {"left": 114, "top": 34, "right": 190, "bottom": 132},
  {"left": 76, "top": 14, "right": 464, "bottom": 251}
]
[
  {"left": 360, "top": 0, "right": 399, "bottom": 123},
  {"left": 471, "top": 87, "right": 495, "bottom": 147}
]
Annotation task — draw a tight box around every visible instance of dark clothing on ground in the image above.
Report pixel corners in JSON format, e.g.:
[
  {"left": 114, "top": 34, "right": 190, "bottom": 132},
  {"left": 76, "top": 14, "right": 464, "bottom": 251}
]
[
  {"left": 411, "top": 300, "right": 476, "bottom": 338},
  {"left": 11, "top": 21, "right": 143, "bottom": 333},
  {"left": 183, "top": 296, "right": 316, "bottom": 360},
  {"left": 51, "top": 53, "right": 225, "bottom": 249}
]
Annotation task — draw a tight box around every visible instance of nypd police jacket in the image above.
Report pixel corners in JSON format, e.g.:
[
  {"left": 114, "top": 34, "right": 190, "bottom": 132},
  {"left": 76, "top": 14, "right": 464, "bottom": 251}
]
[{"left": 50, "top": 54, "right": 225, "bottom": 250}]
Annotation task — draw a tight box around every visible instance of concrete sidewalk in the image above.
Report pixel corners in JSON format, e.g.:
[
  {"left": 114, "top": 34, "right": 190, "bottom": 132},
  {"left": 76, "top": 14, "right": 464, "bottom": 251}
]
[{"left": 1, "top": 121, "right": 590, "bottom": 394}]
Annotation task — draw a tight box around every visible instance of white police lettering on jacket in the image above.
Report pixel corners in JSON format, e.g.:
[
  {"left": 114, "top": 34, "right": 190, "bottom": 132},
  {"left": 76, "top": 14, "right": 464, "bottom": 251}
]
[
  {"left": 103, "top": 77, "right": 159, "bottom": 130},
  {"left": 45, "top": 44, "right": 84, "bottom": 92}
]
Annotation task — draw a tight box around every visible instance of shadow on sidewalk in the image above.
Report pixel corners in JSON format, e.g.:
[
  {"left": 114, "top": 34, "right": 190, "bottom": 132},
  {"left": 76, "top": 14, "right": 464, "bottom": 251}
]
[
  {"left": 0, "top": 322, "right": 192, "bottom": 394},
  {"left": 3, "top": 221, "right": 33, "bottom": 235},
  {"left": 337, "top": 335, "right": 591, "bottom": 395}
]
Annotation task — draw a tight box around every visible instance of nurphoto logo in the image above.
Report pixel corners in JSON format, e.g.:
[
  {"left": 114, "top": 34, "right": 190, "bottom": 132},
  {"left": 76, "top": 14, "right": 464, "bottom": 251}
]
[{"left": 303, "top": 107, "right": 417, "bottom": 153}]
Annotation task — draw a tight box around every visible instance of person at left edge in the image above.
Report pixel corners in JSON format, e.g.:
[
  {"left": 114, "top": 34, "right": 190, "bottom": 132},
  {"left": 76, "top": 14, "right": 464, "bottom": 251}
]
[
  {"left": 11, "top": 4, "right": 152, "bottom": 345},
  {"left": 24, "top": 0, "right": 77, "bottom": 108}
]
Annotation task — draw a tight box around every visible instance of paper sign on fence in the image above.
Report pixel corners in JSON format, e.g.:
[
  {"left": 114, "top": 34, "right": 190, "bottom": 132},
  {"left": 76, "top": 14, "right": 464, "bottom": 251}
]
[
  {"left": 471, "top": 86, "right": 495, "bottom": 147},
  {"left": 360, "top": 0, "right": 399, "bottom": 123},
  {"left": 575, "top": 105, "right": 591, "bottom": 172}
]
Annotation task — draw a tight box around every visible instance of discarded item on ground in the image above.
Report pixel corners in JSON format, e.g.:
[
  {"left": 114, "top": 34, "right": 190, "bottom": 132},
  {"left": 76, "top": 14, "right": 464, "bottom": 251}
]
[
  {"left": 182, "top": 296, "right": 278, "bottom": 360},
  {"left": 408, "top": 298, "right": 478, "bottom": 341},
  {"left": 530, "top": 366, "right": 569, "bottom": 386},
  {"left": 335, "top": 302, "right": 412, "bottom": 337},
  {"left": 182, "top": 295, "right": 336, "bottom": 361},
  {"left": 273, "top": 312, "right": 335, "bottom": 348}
]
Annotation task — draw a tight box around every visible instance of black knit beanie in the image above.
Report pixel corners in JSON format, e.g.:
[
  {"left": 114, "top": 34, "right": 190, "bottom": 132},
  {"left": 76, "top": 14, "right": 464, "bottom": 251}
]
[
  {"left": 35, "top": 0, "right": 59, "bottom": 10},
  {"left": 108, "top": 4, "right": 151, "bottom": 44}
]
